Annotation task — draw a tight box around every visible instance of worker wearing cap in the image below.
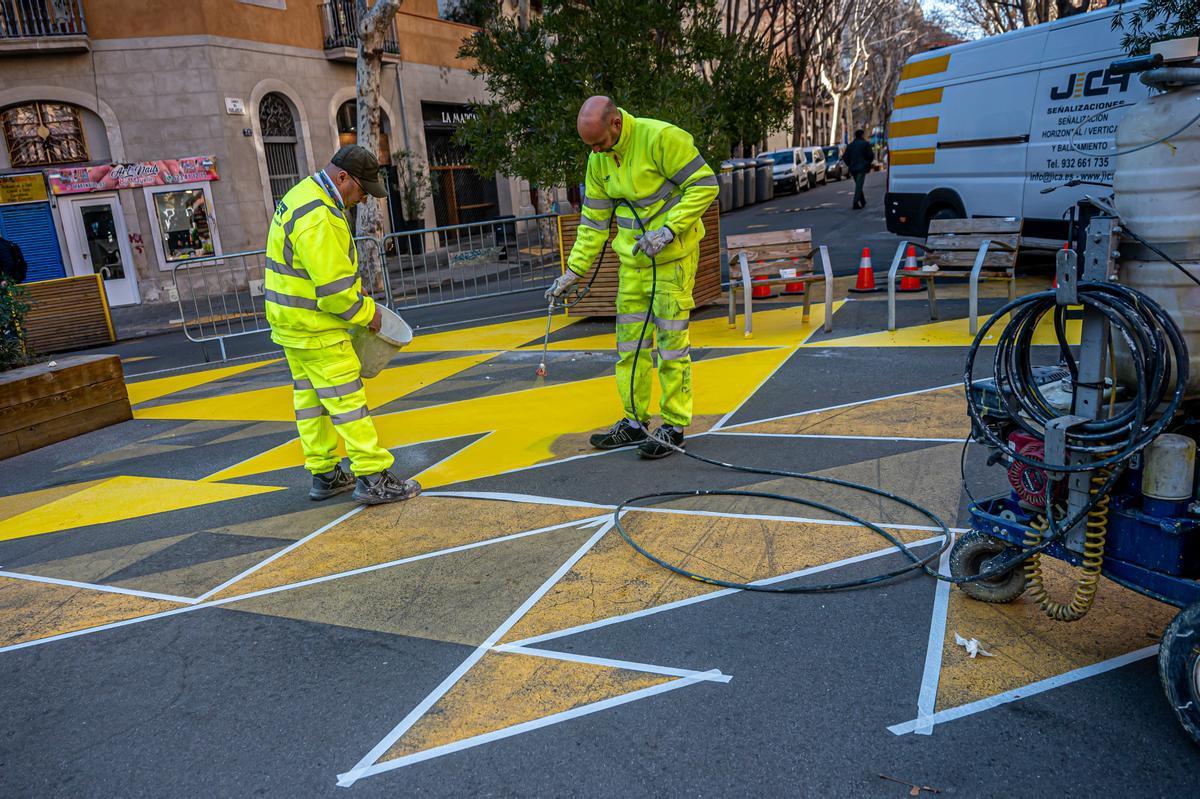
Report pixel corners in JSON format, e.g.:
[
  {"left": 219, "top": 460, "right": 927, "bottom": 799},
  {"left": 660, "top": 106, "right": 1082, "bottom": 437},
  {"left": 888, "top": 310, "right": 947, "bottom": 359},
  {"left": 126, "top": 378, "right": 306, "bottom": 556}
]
[
  {"left": 546, "top": 96, "right": 719, "bottom": 458},
  {"left": 265, "top": 144, "right": 421, "bottom": 505}
]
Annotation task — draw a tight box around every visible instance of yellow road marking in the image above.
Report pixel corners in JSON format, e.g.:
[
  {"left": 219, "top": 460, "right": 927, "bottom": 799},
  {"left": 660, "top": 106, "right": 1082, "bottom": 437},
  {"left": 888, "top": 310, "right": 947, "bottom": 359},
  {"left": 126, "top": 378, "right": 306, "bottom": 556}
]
[
  {"left": 126, "top": 359, "right": 281, "bottom": 406},
  {"left": 406, "top": 315, "right": 577, "bottom": 352},
  {"left": 205, "top": 348, "right": 793, "bottom": 486},
  {"left": 0, "top": 476, "right": 284, "bottom": 541},
  {"left": 735, "top": 386, "right": 969, "bottom": 440},
  {"left": 0, "top": 576, "right": 178, "bottom": 648},
  {"left": 133, "top": 353, "right": 496, "bottom": 422},
  {"left": 808, "top": 313, "right": 1081, "bottom": 349}
]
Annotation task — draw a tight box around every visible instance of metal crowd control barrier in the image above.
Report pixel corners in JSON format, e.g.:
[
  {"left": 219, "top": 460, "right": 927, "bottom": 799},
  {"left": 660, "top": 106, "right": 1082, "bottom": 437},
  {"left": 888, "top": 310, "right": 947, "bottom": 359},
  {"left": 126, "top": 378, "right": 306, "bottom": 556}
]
[
  {"left": 382, "top": 213, "right": 560, "bottom": 309},
  {"left": 172, "top": 238, "right": 393, "bottom": 361}
]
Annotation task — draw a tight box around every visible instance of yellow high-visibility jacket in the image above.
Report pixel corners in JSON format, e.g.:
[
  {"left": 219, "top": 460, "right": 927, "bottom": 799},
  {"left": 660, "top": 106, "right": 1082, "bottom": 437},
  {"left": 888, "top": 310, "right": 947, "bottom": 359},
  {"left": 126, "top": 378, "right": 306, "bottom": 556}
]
[
  {"left": 264, "top": 176, "right": 376, "bottom": 349},
  {"left": 567, "top": 109, "right": 719, "bottom": 276}
]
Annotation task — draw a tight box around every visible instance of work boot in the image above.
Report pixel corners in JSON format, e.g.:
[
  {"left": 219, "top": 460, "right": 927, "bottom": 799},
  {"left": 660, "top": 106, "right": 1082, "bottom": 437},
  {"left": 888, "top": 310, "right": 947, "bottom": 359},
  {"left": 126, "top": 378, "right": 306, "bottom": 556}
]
[
  {"left": 353, "top": 470, "right": 423, "bottom": 505},
  {"left": 309, "top": 464, "right": 355, "bottom": 501},
  {"left": 638, "top": 425, "right": 685, "bottom": 460},
  {"left": 589, "top": 418, "right": 649, "bottom": 450}
]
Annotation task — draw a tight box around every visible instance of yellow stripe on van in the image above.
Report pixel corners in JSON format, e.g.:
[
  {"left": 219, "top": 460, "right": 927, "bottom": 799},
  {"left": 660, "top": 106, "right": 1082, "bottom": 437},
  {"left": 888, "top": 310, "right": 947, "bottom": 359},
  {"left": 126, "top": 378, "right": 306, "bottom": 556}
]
[
  {"left": 894, "top": 88, "right": 943, "bottom": 109},
  {"left": 900, "top": 54, "right": 950, "bottom": 81},
  {"left": 888, "top": 117, "right": 939, "bottom": 138},
  {"left": 890, "top": 147, "right": 936, "bottom": 166}
]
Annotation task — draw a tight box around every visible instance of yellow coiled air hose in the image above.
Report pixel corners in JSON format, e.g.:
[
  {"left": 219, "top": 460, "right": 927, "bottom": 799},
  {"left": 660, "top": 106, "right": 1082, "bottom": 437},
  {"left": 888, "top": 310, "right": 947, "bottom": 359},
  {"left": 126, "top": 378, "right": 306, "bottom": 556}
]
[{"left": 1022, "top": 469, "right": 1111, "bottom": 622}]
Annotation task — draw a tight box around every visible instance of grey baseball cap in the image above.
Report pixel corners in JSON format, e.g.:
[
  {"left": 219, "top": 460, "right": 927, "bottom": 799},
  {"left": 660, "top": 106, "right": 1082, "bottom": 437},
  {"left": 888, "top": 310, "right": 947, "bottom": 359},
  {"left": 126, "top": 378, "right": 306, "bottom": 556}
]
[{"left": 331, "top": 144, "right": 388, "bottom": 198}]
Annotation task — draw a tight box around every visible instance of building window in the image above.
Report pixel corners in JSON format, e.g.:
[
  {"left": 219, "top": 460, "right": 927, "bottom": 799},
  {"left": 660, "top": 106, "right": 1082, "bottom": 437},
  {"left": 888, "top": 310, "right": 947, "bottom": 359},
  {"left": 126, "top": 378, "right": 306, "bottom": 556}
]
[
  {"left": 143, "top": 182, "right": 222, "bottom": 269},
  {"left": 260, "top": 93, "right": 301, "bottom": 209},
  {"left": 1, "top": 102, "right": 89, "bottom": 168}
]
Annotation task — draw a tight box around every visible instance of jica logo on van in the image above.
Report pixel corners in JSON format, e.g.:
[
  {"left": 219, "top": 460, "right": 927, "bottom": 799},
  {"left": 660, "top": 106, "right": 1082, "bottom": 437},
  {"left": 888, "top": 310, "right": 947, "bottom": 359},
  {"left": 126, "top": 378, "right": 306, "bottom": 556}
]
[{"left": 1050, "top": 68, "right": 1132, "bottom": 100}]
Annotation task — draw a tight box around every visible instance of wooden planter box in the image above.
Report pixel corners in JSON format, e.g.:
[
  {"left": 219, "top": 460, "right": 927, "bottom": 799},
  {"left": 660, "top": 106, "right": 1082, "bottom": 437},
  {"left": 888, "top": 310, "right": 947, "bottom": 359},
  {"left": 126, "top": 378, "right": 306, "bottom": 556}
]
[
  {"left": 557, "top": 201, "right": 722, "bottom": 317},
  {"left": 23, "top": 274, "right": 116, "bottom": 356},
  {"left": 0, "top": 355, "right": 131, "bottom": 460}
]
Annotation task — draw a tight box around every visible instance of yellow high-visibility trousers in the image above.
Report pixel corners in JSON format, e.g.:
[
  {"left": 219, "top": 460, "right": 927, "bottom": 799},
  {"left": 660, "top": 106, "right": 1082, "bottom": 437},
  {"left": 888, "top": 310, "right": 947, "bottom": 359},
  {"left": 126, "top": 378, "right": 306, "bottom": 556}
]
[{"left": 283, "top": 340, "right": 394, "bottom": 476}]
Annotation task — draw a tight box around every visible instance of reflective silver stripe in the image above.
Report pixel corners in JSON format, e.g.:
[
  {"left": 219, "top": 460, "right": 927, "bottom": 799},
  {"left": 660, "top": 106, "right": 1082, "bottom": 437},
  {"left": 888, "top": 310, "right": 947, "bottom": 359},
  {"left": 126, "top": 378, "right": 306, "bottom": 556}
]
[
  {"left": 284, "top": 200, "right": 328, "bottom": 236},
  {"left": 295, "top": 404, "right": 327, "bottom": 420},
  {"left": 315, "top": 378, "right": 364, "bottom": 399},
  {"left": 615, "top": 216, "right": 639, "bottom": 230},
  {"left": 331, "top": 405, "right": 370, "bottom": 425},
  {"left": 337, "top": 295, "right": 365, "bottom": 321},
  {"left": 632, "top": 182, "right": 674, "bottom": 208},
  {"left": 615, "top": 313, "right": 646, "bottom": 325},
  {"left": 647, "top": 194, "right": 681, "bottom": 221},
  {"left": 691, "top": 174, "right": 719, "bottom": 187},
  {"left": 265, "top": 288, "right": 319, "bottom": 310},
  {"left": 579, "top": 214, "right": 609, "bottom": 231},
  {"left": 617, "top": 338, "right": 653, "bottom": 352},
  {"left": 316, "top": 274, "right": 358, "bottom": 298},
  {"left": 266, "top": 256, "right": 309, "bottom": 280},
  {"left": 659, "top": 345, "right": 691, "bottom": 360},
  {"left": 293, "top": 378, "right": 314, "bottom": 391},
  {"left": 654, "top": 316, "right": 689, "bottom": 331},
  {"left": 669, "top": 155, "right": 707, "bottom": 187},
  {"left": 582, "top": 196, "right": 613, "bottom": 210}
]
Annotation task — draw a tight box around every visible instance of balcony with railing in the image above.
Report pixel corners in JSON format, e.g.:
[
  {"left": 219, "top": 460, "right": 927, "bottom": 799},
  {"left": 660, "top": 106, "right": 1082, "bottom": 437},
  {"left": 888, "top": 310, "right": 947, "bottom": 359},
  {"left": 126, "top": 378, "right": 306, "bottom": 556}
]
[
  {"left": 0, "top": 0, "right": 88, "bottom": 55},
  {"left": 319, "top": 0, "right": 400, "bottom": 63}
]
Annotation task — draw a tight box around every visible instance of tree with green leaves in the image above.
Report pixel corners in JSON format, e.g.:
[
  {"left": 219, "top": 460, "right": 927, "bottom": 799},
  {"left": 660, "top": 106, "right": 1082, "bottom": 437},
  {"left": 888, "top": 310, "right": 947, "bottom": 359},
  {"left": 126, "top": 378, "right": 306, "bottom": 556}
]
[
  {"left": 456, "top": 0, "right": 790, "bottom": 196},
  {"left": 1113, "top": 0, "right": 1200, "bottom": 53}
]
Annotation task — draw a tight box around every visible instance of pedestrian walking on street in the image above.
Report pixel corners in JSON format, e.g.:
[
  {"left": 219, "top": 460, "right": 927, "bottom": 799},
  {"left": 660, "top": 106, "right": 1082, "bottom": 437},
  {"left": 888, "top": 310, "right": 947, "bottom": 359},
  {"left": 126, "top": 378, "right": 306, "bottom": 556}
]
[
  {"left": 545, "top": 96, "right": 719, "bottom": 459},
  {"left": 264, "top": 145, "right": 421, "bottom": 505},
  {"left": 844, "top": 129, "right": 875, "bottom": 210}
]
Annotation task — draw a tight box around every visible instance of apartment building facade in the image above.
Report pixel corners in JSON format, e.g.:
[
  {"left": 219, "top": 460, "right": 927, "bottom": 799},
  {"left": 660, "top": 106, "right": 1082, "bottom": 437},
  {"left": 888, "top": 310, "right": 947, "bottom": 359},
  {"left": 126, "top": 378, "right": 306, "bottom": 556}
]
[{"left": 0, "top": 0, "right": 522, "bottom": 309}]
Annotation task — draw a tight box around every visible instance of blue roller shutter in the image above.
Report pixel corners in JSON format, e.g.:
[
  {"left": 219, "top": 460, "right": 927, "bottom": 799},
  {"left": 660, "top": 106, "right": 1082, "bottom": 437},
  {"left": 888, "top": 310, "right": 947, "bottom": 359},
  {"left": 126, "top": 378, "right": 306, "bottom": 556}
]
[{"left": 0, "top": 202, "right": 67, "bottom": 282}]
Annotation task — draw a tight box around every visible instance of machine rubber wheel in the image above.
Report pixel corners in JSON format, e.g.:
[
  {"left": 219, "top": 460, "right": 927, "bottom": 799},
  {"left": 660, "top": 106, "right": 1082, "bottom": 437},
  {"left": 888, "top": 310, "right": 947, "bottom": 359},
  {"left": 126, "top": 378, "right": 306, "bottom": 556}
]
[
  {"left": 1159, "top": 600, "right": 1200, "bottom": 747},
  {"left": 949, "top": 530, "right": 1028, "bottom": 604}
]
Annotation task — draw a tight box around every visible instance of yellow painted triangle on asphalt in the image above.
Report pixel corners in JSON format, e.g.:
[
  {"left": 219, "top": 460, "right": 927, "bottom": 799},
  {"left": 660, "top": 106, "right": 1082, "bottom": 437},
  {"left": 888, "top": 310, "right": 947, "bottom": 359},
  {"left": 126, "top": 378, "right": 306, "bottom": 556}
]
[
  {"left": 405, "top": 314, "right": 577, "bottom": 352},
  {"left": 935, "top": 559, "right": 1176, "bottom": 713},
  {"left": 125, "top": 358, "right": 282, "bottom": 406},
  {"left": 733, "top": 385, "right": 970, "bottom": 440},
  {"left": 0, "top": 480, "right": 107, "bottom": 525},
  {"left": 0, "top": 476, "right": 284, "bottom": 541},
  {"left": 535, "top": 301, "right": 843, "bottom": 352},
  {"left": 133, "top": 353, "right": 496, "bottom": 423},
  {"left": 807, "top": 311, "right": 1080, "bottom": 348},
  {"left": 205, "top": 347, "right": 792, "bottom": 486},
  {"left": 379, "top": 651, "right": 673, "bottom": 764}
]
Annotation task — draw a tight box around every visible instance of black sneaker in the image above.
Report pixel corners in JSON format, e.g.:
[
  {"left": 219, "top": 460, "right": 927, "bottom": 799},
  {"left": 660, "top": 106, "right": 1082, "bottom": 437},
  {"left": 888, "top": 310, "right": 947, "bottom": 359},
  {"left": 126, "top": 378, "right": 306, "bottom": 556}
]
[
  {"left": 638, "top": 426, "right": 685, "bottom": 459},
  {"left": 589, "top": 418, "right": 649, "bottom": 450},
  {"left": 309, "top": 464, "right": 355, "bottom": 501},
  {"left": 353, "top": 471, "right": 423, "bottom": 505}
]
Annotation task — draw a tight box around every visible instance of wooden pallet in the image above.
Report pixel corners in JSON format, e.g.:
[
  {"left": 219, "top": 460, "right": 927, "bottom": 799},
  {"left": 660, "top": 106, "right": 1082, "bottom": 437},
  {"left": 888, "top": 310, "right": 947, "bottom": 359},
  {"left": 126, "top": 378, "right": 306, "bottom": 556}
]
[
  {"left": 22, "top": 274, "right": 116, "bottom": 355},
  {"left": 0, "top": 354, "right": 131, "bottom": 460},
  {"left": 557, "top": 201, "right": 721, "bottom": 317}
]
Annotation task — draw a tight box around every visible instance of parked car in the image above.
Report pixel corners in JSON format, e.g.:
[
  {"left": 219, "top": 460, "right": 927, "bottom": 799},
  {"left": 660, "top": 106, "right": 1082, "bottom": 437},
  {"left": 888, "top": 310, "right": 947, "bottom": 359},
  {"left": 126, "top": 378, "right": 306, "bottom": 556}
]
[
  {"left": 822, "top": 145, "right": 849, "bottom": 181},
  {"left": 801, "top": 146, "right": 828, "bottom": 186},
  {"left": 763, "top": 148, "right": 810, "bottom": 194}
]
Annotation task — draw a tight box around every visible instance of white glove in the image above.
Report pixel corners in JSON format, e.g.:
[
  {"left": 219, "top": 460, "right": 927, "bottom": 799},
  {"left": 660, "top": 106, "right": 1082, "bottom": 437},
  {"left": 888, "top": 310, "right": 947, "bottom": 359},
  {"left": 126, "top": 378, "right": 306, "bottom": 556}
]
[
  {"left": 634, "top": 226, "right": 674, "bottom": 258},
  {"left": 546, "top": 270, "right": 579, "bottom": 299}
]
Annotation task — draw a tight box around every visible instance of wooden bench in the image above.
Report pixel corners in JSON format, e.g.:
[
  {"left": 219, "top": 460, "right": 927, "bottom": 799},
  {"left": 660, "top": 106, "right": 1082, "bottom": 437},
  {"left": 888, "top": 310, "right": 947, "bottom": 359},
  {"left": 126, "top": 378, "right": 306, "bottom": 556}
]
[
  {"left": 726, "top": 228, "right": 834, "bottom": 338},
  {"left": 886, "top": 218, "right": 1059, "bottom": 334}
]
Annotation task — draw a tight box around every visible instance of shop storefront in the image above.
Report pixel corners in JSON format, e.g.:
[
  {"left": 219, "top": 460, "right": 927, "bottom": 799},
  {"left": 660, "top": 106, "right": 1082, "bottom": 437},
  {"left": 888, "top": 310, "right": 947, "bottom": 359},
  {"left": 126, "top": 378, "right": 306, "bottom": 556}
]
[
  {"left": 45, "top": 156, "right": 222, "bottom": 307},
  {"left": 421, "top": 102, "right": 499, "bottom": 227},
  {"left": 0, "top": 172, "right": 64, "bottom": 283}
]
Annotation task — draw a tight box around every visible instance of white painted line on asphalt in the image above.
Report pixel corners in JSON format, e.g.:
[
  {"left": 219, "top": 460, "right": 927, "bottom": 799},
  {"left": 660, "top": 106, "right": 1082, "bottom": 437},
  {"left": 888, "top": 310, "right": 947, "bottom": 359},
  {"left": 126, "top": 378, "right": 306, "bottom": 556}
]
[
  {"left": 336, "top": 519, "right": 615, "bottom": 788},
  {"left": 190, "top": 504, "right": 366, "bottom": 603},
  {"left": 711, "top": 431, "right": 963, "bottom": 444},
  {"left": 424, "top": 490, "right": 611, "bottom": 509},
  {"left": 493, "top": 643, "right": 732, "bottom": 683},
  {"left": 0, "top": 569, "right": 193, "bottom": 605},
  {"left": 710, "top": 344, "right": 800, "bottom": 432},
  {"left": 507, "top": 536, "right": 946, "bottom": 648},
  {"left": 719, "top": 382, "right": 961, "bottom": 431},
  {"left": 914, "top": 538, "right": 955, "bottom": 735},
  {"left": 888, "top": 645, "right": 1160, "bottom": 736},
  {"left": 0, "top": 515, "right": 609, "bottom": 655},
  {"left": 338, "top": 673, "right": 716, "bottom": 782}
]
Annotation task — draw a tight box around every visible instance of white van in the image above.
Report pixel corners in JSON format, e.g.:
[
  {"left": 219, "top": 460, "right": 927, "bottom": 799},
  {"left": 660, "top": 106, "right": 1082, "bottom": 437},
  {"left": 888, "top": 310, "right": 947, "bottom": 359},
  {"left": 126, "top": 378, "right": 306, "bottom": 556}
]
[{"left": 885, "top": 3, "right": 1152, "bottom": 238}]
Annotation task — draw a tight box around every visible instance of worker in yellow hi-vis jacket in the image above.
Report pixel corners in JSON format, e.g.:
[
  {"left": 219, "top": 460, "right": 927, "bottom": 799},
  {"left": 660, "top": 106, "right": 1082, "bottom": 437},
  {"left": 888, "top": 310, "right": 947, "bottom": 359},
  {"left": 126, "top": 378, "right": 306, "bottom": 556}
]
[
  {"left": 547, "top": 96, "right": 719, "bottom": 459},
  {"left": 265, "top": 145, "right": 420, "bottom": 505}
]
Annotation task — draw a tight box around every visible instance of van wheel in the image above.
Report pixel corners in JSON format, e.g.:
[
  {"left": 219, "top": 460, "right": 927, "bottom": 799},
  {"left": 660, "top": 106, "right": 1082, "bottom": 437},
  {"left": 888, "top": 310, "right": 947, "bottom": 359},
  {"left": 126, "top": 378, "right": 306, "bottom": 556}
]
[{"left": 927, "top": 205, "right": 961, "bottom": 223}]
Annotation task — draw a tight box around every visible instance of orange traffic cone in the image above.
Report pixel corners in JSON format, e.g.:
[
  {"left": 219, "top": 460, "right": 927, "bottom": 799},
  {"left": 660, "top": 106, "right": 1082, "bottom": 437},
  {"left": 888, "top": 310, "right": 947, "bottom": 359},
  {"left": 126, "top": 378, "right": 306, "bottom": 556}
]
[
  {"left": 782, "top": 259, "right": 806, "bottom": 295},
  {"left": 848, "top": 247, "right": 880, "bottom": 293},
  {"left": 898, "top": 245, "right": 923, "bottom": 292},
  {"left": 751, "top": 274, "right": 776, "bottom": 299}
]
